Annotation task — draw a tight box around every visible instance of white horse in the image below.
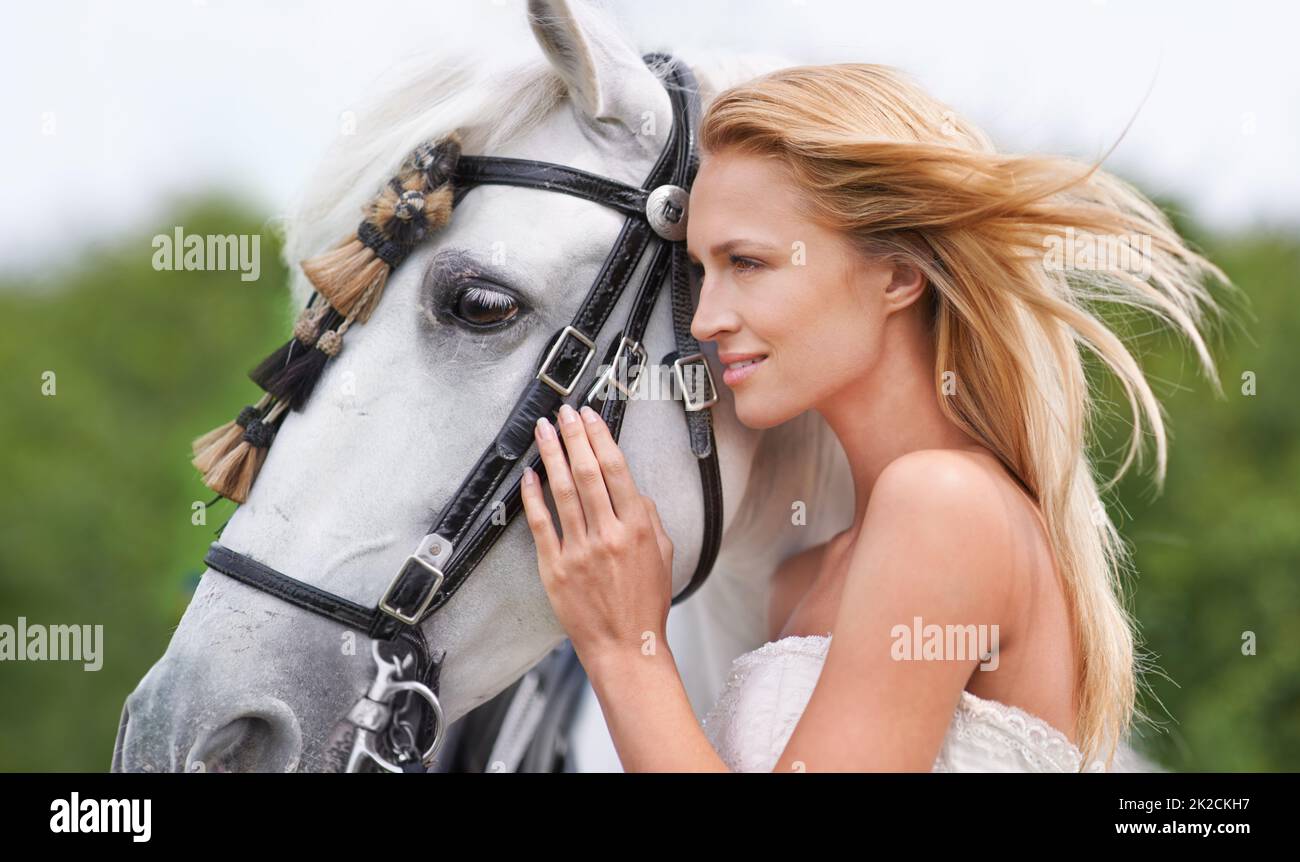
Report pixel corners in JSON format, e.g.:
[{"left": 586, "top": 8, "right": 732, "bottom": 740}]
[{"left": 112, "top": 0, "right": 850, "bottom": 772}]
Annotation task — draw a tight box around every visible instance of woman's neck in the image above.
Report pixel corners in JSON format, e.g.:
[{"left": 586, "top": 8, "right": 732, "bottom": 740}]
[{"left": 814, "top": 306, "right": 984, "bottom": 530}]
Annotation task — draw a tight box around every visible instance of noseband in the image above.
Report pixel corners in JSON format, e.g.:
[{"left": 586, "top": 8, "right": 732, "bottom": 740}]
[{"left": 197, "top": 53, "right": 722, "bottom": 771}]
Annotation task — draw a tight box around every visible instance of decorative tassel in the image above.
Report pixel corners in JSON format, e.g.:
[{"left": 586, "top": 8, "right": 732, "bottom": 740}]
[
  {"left": 250, "top": 300, "right": 335, "bottom": 390},
  {"left": 250, "top": 301, "right": 348, "bottom": 410},
  {"left": 264, "top": 333, "right": 333, "bottom": 410},
  {"left": 202, "top": 401, "right": 287, "bottom": 503},
  {"left": 191, "top": 395, "right": 272, "bottom": 474},
  {"left": 299, "top": 238, "right": 390, "bottom": 324},
  {"left": 300, "top": 133, "right": 461, "bottom": 322}
]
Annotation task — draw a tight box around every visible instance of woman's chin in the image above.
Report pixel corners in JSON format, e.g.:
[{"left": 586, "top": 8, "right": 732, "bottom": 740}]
[{"left": 732, "top": 388, "right": 787, "bottom": 431}]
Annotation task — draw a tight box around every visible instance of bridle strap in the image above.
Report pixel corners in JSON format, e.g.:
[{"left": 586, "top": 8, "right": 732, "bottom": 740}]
[
  {"left": 654, "top": 56, "right": 723, "bottom": 602},
  {"left": 206, "top": 541, "right": 376, "bottom": 632},
  {"left": 451, "top": 157, "right": 650, "bottom": 218}
]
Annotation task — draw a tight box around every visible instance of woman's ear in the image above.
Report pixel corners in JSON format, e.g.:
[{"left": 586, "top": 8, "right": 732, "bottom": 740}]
[{"left": 882, "top": 259, "right": 927, "bottom": 312}]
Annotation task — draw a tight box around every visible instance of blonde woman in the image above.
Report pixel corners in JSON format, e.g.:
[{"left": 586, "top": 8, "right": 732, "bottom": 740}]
[{"left": 519, "top": 63, "right": 1226, "bottom": 772}]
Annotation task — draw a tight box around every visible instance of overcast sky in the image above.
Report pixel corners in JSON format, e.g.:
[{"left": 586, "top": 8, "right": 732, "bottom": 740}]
[{"left": 3, "top": 0, "right": 1297, "bottom": 276}]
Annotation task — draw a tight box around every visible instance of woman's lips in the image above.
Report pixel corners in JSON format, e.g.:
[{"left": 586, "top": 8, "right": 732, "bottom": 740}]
[{"left": 721, "top": 355, "right": 767, "bottom": 387}]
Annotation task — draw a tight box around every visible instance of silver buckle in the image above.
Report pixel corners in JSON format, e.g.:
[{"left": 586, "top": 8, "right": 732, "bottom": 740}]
[
  {"left": 585, "top": 335, "right": 647, "bottom": 403},
  {"left": 379, "top": 534, "right": 451, "bottom": 625},
  {"left": 673, "top": 352, "right": 718, "bottom": 412},
  {"left": 537, "top": 325, "right": 596, "bottom": 397}
]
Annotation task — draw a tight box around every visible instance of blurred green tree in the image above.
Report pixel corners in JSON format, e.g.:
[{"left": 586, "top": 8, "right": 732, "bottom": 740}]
[{"left": 0, "top": 197, "right": 290, "bottom": 771}]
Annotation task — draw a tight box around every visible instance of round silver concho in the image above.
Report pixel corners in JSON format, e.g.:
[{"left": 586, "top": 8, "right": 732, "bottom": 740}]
[{"left": 646, "top": 184, "right": 689, "bottom": 241}]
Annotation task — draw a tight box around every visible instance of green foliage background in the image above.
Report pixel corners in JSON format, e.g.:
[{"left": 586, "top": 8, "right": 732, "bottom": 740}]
[
  {"left": 0, "top": 193, "right": 1295, "bottom": 771},
  {"left": 0, "top": 199, "right": 290, "bottom": 771}
]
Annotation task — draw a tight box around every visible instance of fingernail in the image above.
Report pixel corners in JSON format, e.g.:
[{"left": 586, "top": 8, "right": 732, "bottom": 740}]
[
  {"left": 559, "top": 403, "right": 578, "bottom": 426},
  {"left": 522, "top": 466, "right": 535, "bottom": 486},
  {"left": 536, "top": 416, "right": 555, "bottom": 439},
  {"left": 580, "top": 405, "right": 600, "bottom": 425}
]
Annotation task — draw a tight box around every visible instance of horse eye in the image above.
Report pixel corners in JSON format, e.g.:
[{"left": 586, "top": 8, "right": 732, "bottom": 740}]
[{"left": 450, "top": 283, "right": 520, "bottom": 328}]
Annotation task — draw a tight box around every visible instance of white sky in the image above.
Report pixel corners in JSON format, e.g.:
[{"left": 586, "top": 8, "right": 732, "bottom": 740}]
[{"left": 2, "top": 0, "right": 1297, "bottom": 276}]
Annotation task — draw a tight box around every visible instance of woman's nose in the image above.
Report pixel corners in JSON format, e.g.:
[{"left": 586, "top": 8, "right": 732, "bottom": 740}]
[{"left": 690, "top": 279, "right": 738, "bottom": 344}]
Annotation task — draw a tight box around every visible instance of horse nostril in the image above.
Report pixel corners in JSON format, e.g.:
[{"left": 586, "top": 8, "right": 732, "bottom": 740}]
[{"left": 187, "top": 702, "right": 303, "bottom": 773}]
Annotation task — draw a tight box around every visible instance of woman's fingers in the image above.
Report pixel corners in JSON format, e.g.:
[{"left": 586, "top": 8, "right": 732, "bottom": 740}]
[
  {"left": 577, "top": 405, "right": 644, "bottom": 520},
  {"left": 534, "top": 415, "right": 587, "bottom": 541},
  {"left": 643, "top": 494, "right": 674, "bottom": 571},
  {"left": 553, "top": 403, "right": 618, "bottom": 531},
  {"left": 520, "top": 464, "right": 561, "bottom": 565}
]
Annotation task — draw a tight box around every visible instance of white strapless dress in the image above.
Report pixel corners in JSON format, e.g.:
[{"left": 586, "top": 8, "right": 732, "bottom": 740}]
[{"left": 700, "top": 633, "right": 1109, "bottom": 772}]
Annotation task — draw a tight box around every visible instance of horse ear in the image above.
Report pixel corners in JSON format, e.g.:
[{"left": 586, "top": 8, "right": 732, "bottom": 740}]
[{"left": 527, "top": 0, "right": 664, "bottom": 138}]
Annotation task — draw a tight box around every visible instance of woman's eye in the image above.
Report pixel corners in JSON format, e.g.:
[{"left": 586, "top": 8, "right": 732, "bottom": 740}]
[
  {"left": 730, "top": 254, "right": 763, "bottom": 274},
  {"left": 450, "top": 283, "right": 519, "bottom": 328}
]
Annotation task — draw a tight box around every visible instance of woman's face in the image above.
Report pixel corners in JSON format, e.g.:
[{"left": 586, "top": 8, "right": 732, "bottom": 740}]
[{"left": 687, "top": 148, "right": 900, "bottom": 429}]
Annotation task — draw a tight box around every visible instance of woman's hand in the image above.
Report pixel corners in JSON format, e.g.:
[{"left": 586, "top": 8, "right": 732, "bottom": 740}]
[{"left": 520, "top": 402, "right": 674, "bottom": 665}]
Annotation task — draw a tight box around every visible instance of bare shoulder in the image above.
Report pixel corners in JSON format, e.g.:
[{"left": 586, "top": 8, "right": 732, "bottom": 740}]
[
  {"left": 872, "top": 448, "right": 1013, "bottom": 505},
  {"left": 847, "top": 449, "right": 1027, "bottom": 622},
  {"left": 870, "top": 448, "right": 1027, "bottom": 534}
]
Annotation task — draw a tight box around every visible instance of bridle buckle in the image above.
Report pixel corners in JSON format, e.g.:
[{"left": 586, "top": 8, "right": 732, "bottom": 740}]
[
  {"left": 672, "top": 352, "right": 718, "bottom": 411},
  {"left": 379, "top": 534, "right": 451, "bottom": 625},
  {"left": 536, "top": 325, "right": 597, "bottom": 397},
  {"left": 586, "top": 335, "right": 648, "bottom": 403}
]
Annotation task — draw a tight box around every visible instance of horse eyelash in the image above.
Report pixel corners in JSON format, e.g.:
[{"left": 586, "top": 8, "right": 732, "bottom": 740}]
[{"left": 459, "top": 284, "right": 516, "bottom": 309}]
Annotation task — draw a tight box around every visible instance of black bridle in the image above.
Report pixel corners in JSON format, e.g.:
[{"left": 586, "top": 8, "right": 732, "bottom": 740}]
[{"left": 199, "top": 53, "right": 722, "bottom": 770}]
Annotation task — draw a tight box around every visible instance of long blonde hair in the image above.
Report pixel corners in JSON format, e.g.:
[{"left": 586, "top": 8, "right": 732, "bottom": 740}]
[{"left": 699, "top": 63, "right": 1230, "bottom": 769}]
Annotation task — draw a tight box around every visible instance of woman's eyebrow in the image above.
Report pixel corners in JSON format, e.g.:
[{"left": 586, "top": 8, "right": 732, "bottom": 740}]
[{"left": 688, "top": 238, "right": 778, "bottom": 263}]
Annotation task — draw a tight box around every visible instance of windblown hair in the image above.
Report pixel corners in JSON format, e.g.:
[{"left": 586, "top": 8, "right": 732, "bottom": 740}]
[{"left": 700, "top": 63, "right": 1231, "bottom": 769}]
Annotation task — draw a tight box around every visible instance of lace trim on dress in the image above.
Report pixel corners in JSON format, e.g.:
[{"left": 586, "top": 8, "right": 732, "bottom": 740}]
[
  {"left": 938, "top": 691, "right": 1102, "bottom": 772},
  {"left": 703, "top": 633, "right": 1105, "bottom": 772},
  {"left": 729, "top": 632, "right": 835, "bottom": 667}
]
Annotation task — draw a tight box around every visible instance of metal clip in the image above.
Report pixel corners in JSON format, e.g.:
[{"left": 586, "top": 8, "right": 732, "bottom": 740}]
[{"left": 343, "top": 641, "right": 447, "bottom": 772}]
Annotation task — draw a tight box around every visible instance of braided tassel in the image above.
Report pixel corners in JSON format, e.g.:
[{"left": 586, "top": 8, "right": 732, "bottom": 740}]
[
  {"left": 201, "top": 400, "right": 287, "bottom": 503},
  {"left": 248, "top": 301, "right": 330, "bottom": 391},
  {"left": 249, "top": 302, "right": 342, "bottom": 410},
  {"left": 300, "top": 133, "right": 461, "bottom": 322},
  {"left": 245, "top": 296, "right": 374, "bottom": 416},
  {"left": 191, "top": 394, "right": 273, "bottom": 474}
]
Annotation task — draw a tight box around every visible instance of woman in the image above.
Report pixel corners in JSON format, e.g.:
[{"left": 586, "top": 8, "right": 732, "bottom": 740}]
[{"left": 519, "top": 64, "right": 1226, "bottom": 772}]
